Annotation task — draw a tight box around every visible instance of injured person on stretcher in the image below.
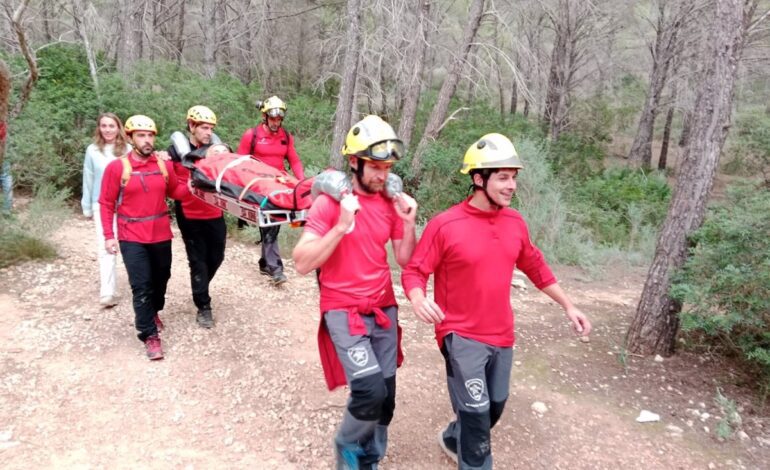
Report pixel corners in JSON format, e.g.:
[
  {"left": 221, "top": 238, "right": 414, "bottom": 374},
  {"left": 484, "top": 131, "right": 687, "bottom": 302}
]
[
  {"left": 171, "top": 131, "right": 313, "bottom": 227},
  {"left": 169, "top": 131, "right": 408, "bottom": 228}
]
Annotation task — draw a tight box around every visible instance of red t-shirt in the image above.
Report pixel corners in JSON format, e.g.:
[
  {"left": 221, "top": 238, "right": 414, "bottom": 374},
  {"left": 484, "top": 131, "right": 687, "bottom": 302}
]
[
  {"left": 304, "top": 192, "right": 404, "bottom": 301},
  {"left": 171, "top": 158, "right": 223, "bottom": 220},
  {"left": 98, "top": 152, "right": 187, "bottom": 243},
  {"left": 236, "top": 124, "right": 305, "bottom": 180},
  {"left": 401, "top": 198, "right": 557, "bottom": 348}
]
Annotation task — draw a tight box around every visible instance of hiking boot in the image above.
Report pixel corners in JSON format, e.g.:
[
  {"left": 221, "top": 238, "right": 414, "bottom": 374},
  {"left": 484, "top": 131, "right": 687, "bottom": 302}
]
[
  {"left": 271, "top": 271, "right": 288, "bottom": 286},
  {"left": 437, "top": 429, "right": 458, "bottom": 464},
  {"left": 196, "top": 308, "right": 214, "bottom": 329},
  {"left": 154, "top": 314, "right": 164, "bottom": 331},
  {"left": 144, "top": 335, "right": 164, "bottom": 360},
  {"left": 334, "top": 439, "right": 365, "bottom": 470},
  {"left": 259, "top": 258, "right": 271, "bottom": 276},
  {"left": 99, "top": 296, "right": 118, "bottom": 308}
]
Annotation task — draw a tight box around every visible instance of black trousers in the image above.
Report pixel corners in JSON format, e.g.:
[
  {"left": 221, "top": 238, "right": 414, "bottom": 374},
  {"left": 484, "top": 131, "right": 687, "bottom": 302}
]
[
  {"left": 174, "top": 203, "right": 226, "bottom": 310},
  {"left": 119, "top": 240, "right": 172, "bottom": 342}
]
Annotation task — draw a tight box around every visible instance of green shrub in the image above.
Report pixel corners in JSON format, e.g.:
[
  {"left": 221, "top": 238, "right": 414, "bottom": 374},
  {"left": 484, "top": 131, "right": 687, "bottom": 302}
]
[
  {"left": 571, "top": 167, "right": 670, "bottom": 248},
  {"left": 723, "top": 109, "right": 770, "bottom": 185},
  {"left": 8, "top": 44, "right": 99, "bottom": 191},
  {"left": 672, "top": 184, "right": 770, "bottom": 389},
  {"left": 548, "top": 133, "right": 605, "bottom": 181},
  {"left": 0, "top": 184, "right": 69, "bottom": 268}
]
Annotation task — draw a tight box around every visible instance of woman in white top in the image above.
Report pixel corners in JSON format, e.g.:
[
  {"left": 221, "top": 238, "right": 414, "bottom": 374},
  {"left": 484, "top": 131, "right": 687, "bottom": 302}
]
[{"left": 81, "top": 113, "right": 129, "bottom": 307}]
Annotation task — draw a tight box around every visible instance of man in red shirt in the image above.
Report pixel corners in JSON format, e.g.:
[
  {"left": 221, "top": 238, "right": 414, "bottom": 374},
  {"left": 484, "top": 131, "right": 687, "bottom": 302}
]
[
  {"left": 402, "top": 134, "right": 592, "bottom": 469},
  {"left": 99, "top": 115, "right": 188, "bottom": 360},
  {"left": 292, "top": 115, "right": 417, "bottom": 470},
  {"left": 236, "top": 96, "right": 304, "bottom": 285},
  {"left": 168, "top": 105, "right": 226, "bottom": 329}
]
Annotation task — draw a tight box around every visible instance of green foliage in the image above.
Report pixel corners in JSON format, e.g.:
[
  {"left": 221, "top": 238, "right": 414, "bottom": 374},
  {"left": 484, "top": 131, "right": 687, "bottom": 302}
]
[
  {"left": 2, "top": 44, "right": 670, "bottom": 271},
  {"left": 612, "top": 74, "right": 648, "bottom": 134},
  {"left": 0, "top": 184, "right": 69, "bottom": 268},
  {"left": 8, "top": 44, "right": 99, "bottom": 191},
  {"left": 569, "top": 95, "right": 614, "bottom": 144},
  {"left": 548, "top": 133, "right": 606, "bottom": 181},
  {"left": 571, "top": 168, "right": 671, "bottom": 248},
  {"left": 672, "top": 184, "right": 770, "bottom": 388},
  {"left": 713, "top": 388, "right": 742, "bottom": 439},
  {"left": 723, "top": 109, "right": 770, "bottom": 184},
  {"left": 513, "top": 139, "right": 598, "bottom": 266}
]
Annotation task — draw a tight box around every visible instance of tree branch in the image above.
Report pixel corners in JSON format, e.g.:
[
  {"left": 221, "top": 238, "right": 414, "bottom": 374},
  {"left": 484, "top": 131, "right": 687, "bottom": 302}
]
[{"left": 10, "top": 0, "right": 37, "bottom": 118}]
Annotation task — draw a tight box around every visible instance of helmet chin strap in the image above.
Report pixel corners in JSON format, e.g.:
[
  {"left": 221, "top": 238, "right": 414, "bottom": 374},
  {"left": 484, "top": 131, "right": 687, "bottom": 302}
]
[{"left": 471, "top": 172, "right": 501, "bottom": 209}]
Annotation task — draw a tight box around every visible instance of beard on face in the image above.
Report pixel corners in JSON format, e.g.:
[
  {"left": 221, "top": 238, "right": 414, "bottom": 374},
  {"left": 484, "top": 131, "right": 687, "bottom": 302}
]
[
  {"left": 137, "top": 143, "right": 155, "bottom": 157},
  {"left": 355, "top": 173, "right": 384, "bottom": 194}
]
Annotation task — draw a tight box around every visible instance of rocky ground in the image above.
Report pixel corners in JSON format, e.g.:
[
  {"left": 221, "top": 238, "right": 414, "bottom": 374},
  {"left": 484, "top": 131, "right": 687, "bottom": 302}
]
[{"left": 1, "top": 213, "right": 768, "bottom": 469}]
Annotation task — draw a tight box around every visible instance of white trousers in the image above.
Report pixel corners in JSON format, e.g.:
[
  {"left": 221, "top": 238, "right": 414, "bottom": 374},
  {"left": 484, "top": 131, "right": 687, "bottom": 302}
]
[{"left": 91, "top": 203, "right": 117, "bottom": 298}]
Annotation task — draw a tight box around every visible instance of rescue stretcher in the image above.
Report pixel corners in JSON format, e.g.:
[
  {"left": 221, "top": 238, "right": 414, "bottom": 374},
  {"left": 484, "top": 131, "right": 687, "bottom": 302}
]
[
  {"left": 171, "top": 132, "right": 313, "bottom": 227},
  {"left": 170, "top": 133, "right": 407, "bottom": 228}
]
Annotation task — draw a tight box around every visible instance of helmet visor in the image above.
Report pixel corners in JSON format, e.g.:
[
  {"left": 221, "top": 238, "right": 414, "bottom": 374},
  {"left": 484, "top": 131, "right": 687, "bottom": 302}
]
[
  {"left": 362, "top": 139, "right": 405, "bottom": 161},
  {"left": 266, "top": 108, "right": 285, "bottom": 118}
]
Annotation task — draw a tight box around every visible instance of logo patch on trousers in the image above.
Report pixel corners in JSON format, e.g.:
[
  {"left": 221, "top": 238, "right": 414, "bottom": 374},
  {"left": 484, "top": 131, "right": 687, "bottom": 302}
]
[
  {"left": 347, "top": 346, "right": 369, "bottom": 367},
  {"left": 465, "top": 378, "right": 485, "bottom": 401}
]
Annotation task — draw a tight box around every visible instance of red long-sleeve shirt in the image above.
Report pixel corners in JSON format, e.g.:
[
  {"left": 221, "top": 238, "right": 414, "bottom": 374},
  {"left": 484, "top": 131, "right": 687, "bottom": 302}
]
[
  {"left": 402, "top": 198, "right": 557, "bottom": 348},
  {"left": 236, "top": 124, "right": 305, "bottom": 179},
  {"left": 168, "top": 141, "right": 223, "bottom": 220},
  {"left": 98, "top": 152, "right": 188, "bottom": 243}
]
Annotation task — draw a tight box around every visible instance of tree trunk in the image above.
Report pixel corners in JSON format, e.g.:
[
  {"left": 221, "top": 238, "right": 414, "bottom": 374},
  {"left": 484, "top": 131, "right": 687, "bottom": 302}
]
[
  {"left": 71, "top": 0, "right": 99, "bottom": 92},
  {"left": 329, "top": 0, "right": 362, "bottom": 169},
  {"left": 175, "top": 0, "right": 186, "bottom": 65},
  {"left": 411, "top": 0, "right": 485, "bottom": 178},
  {"left": 510, "top": 74, "right": 518, "bottom": 115},
  {"left": 628, "top": 0, "right": 682, "bottom": 168},
  {"left": 544, "top": 16, "right": 568, "bottom": 140},
  {"left": 657, "top": 105, "right": 675, "bottom": 170},
  {"left": 295, "top": 19, "right": 306, "bottom": 91},
  {"left": 397, "top": 0, "right": 431, "bottom": 150},
  {"left": 678, "top": 110, "right": 692, "bottom": 147},
  {"left": 10, "top": 0, "right": 38, "bottom": 118},
  {"left": 42, "top": 0, "right": 55, "bottom": 42},
  {"left": 201, "top": 1, "right": 217, "bottom": 78},
  {"left": 117, "top": 0, "right": 138, "bottom": 72},
  {"left": 626, "top": 0, "right": 755, "bottom": 356}
]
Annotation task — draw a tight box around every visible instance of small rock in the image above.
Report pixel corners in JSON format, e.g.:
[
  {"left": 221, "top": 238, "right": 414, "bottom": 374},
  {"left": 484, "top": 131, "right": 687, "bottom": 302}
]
[
  {"left": 737, "top": 431, "right": 749, "bottom": 441},
  {"left": 636, "top": 410, "right": 660, "bottom": 423},
  {"left": 578, "top": 336, "right": 590, "bottom": 344},
  {"left": 531, "top": 402, "right": 548, "bottom": 414},
  {"left": 665, "top": 425, "right": 683, "bottom": 434},
  {"left": 654, "top": 355, "right": 664, "bottom": 362}
]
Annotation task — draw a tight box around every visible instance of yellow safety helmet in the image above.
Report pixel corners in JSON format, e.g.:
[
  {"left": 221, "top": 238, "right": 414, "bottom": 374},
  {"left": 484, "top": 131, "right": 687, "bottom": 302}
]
[
  {"left": 257, "top": 96, "right": 287, "bottom": 118},
  {"left": 342, "top": 115, "right": 405, "bottom": 162},
  {"left": 124, "top": 115, "right": 157, "bottom": 135},
  {"left": 186, "top": 105, "right": 217, "bottom": 126},
  {"left": 460, "top": 133, "right": 523, "bottom": 174}
]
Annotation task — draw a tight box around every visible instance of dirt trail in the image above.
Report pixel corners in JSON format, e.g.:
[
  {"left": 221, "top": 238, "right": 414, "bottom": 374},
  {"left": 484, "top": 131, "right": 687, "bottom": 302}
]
[{"left": 1, "top": 214, "right": 768, "bottom": 469}]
